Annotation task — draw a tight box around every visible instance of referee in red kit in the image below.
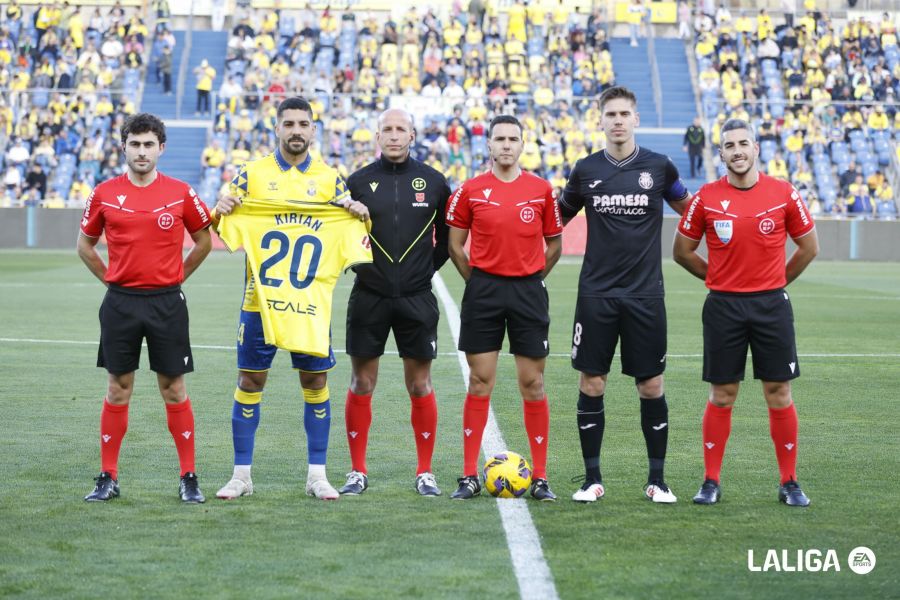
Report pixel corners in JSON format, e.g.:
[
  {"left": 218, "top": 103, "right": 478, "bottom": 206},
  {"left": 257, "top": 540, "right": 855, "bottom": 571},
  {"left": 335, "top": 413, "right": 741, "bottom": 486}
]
[
  {"left": 77, "top": 113, "right": 212, "bottom": 503},
  {"left": 673, "top": 118, "right": 819, "bottom": 507},
  {"left": 446, "top": 114, "right": 563, "bottom": 501}
]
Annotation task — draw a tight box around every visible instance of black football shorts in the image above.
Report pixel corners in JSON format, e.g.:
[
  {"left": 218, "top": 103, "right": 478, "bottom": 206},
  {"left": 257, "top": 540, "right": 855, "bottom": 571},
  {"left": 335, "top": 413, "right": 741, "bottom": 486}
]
[
  {"left": 97, "top": 285, "right": 193, "bottom": 376},
  {"left": 459, "top": 269, "right": 550, "bottom": 357},
  {"left": 702, "top": 289, "right": 799, "bottom": 384},
  {"left": 346, "top": 285, "right": 439, "bottom": 360},
  {"left": 570, "top": 296, "right": 667, "bottom": 380}
]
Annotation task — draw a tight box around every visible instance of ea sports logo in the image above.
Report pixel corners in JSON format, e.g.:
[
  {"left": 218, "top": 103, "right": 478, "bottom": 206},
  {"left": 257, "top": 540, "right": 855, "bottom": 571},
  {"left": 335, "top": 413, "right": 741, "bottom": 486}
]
[
  {"left": 158, "top": 213, "right": 174, "bottom": 230},
  {"left": 759, "top": 218, "right": 776, "bottom": 235},
  {"left": 848, "top": 547, "right": 876, "bottom": 575},
  {"left": 520, "top": 206, "right": 535, "bottom": 223}
]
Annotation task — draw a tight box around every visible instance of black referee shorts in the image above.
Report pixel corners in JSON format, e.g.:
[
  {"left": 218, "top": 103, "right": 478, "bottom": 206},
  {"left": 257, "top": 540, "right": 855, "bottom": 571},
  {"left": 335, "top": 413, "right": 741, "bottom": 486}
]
[
  {"left": 459, "top": 268, "right": 550, "bottom": 357},
  {"left": 345, "top": 284, "right": 439, "bottom": 360},
  {"left": 97, "top": 285, "right": 194, "bottom": 376},
  {"left": 702, "top": 288, "right": 799, "bottom": 384},
  {"left": 570, "top": 296, "right": 667, "bottom": 379}
]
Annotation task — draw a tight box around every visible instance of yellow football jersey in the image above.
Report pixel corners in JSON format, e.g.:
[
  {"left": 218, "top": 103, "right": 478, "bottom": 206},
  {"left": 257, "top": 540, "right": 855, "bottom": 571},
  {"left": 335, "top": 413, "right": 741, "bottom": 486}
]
[{"left": 218, "top": 150, "right": 371, "bottom": 356}]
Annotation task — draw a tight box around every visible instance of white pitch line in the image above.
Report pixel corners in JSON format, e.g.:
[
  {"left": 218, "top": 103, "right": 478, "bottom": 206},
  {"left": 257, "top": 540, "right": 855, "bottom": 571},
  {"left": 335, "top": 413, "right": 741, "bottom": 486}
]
[
  {"left": 1, "top": 338, "right": 898, "bottom": 360},
  {"left": 432, "top": 273, "right": 559, "bottom": 600}
]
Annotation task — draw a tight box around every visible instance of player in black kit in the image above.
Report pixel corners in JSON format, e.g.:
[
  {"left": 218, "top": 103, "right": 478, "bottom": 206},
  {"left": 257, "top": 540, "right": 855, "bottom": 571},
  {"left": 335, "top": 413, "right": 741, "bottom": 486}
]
[
  {"left": 340, "top": 108, "right": 452, "bottom": 497},
  {"left": 558, "top": 86, "right": 691, "bottom": 504}
]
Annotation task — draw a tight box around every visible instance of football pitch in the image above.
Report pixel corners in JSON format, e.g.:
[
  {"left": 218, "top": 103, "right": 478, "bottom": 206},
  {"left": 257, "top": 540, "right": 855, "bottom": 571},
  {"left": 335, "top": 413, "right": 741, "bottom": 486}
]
[{"left": 0, "top": 249, "right": 897, "bottom": 599}]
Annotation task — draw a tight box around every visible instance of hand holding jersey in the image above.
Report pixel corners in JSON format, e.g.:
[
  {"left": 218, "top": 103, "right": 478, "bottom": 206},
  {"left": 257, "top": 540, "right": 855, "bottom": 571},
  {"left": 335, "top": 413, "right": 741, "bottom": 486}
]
[
  {"left": 341, "top": 109, "right": 452, "bottom": 497},
  {"left": 215, "top": 98, "right": 372, "bottom": 501}
]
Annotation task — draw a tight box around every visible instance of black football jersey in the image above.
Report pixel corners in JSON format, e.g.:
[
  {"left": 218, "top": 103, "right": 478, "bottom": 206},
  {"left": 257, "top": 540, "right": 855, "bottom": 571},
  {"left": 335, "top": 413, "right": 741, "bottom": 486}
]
[{"left": 559, "top": 146, "right": 689, "bottom": 297}]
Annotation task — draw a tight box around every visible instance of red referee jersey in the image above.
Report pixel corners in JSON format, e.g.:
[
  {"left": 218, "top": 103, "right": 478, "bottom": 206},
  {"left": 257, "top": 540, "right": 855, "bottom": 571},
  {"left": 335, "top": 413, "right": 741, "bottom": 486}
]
[
  {"left": 446, "top": 170, "right": 563, "bottom": 277},
  {"left": 677, "top": 173, "right": 815, "bottom": 292},
  {"left": 80, "top": 172, "right": 211, "bottom": 288}
]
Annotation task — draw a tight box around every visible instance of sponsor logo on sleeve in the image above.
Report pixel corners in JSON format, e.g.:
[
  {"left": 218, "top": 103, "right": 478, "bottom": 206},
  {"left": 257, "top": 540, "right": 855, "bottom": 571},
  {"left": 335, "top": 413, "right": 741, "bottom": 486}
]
[{"left": 446, "top": 187, "right": 463, "bottom": 221}]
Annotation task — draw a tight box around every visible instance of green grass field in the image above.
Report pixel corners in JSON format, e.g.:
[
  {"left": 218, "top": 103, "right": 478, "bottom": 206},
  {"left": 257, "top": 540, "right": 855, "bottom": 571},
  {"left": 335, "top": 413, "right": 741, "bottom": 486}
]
[{"left": 0, "top": 250, "right": 897, "bottom": 599}]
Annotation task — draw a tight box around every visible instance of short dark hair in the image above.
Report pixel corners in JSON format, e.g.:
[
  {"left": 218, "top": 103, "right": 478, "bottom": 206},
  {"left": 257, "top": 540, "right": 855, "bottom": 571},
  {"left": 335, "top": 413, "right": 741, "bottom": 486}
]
[
  {"left": 598, "top": 86, "right": 637, "bottom": 111},
  {"left": 720, "top": 118, "right": 756, "bottom": 145},
  {"left": 488, "top": 114, "right": 523, "bottom": 138},
  {"left": 121, "top": 113, "right": 166, "bottom": 145},
  {"left": 277, "top": 96, "right": 313, "bottom": 120}
]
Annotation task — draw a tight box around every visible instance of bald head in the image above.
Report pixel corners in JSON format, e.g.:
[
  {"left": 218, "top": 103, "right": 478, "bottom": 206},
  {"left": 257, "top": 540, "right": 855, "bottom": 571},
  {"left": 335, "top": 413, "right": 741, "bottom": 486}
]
[
  {"left": 376, "top": 108, "right": 416, "bottom": 163},
  {"left": 377, "top": 108, "right": 415, "bottom": 131}
]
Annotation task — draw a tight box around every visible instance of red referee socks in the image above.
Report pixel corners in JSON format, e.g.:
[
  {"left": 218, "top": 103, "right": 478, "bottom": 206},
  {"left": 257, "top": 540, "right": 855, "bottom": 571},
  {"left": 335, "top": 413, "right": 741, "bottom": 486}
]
[
  {"left": 701, "top": 401, "right": 733, "bottom": 483},
  {"left": 769, "top": 402, "right": 799, "bottom": 485},
  {"left": 100, "top": 398, "right": 128, "bottom": 480},
  {"left": 462, "top": 394, "right": 490, "bottom": 477},
  {"left": 345, "top": 390, "right": 373, "bottom": 474},
  {"left": 523, "top": 397, "right": 550, "bottom": 480},
  {"left": 410, "top": 391, "right": 438, "bottom": 475},
  {"left": 165, "top": 398, "right": 196, "bottom": 476}
]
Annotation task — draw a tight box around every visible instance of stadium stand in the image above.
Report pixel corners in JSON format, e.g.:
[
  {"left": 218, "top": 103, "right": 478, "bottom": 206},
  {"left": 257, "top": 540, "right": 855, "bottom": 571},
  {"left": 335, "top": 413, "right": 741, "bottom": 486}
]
[
  {"left": 1, "top": 1, "right": 145, "bottom": 207},
  {"left": 694, "top": 5, "right": 899, "bottom": 217},
  {"left": 2, "top": 1, "right": 896, "bottom": 221}
]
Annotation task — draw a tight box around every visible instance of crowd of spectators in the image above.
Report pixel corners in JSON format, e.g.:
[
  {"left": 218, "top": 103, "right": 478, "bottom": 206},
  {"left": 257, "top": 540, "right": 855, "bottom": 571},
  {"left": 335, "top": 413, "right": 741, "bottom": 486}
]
[
  {"left": 195, "top": 2, "right": 615, "bottom": 196},
  {"left": 693, "top": 4, "right": 899, "bottom": 217},
  {"left": 1, "top": 0, "right": 148, "bottom": 207},
  {"left": 3, "top": 0, "right": 898, "bottom": 219}
]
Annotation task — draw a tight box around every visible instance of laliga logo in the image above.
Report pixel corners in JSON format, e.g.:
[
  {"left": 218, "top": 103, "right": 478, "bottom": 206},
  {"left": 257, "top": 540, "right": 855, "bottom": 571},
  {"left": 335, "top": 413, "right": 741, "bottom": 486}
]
[{"left": 747, "top": 546, "right": 876, "bottom": 574}]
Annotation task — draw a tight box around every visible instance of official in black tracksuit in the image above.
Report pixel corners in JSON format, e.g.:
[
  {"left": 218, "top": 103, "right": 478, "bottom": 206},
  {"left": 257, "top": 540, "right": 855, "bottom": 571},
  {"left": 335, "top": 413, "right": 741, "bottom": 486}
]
[{"left": 340, "top": 108, "right": 452, "bottom": 497}]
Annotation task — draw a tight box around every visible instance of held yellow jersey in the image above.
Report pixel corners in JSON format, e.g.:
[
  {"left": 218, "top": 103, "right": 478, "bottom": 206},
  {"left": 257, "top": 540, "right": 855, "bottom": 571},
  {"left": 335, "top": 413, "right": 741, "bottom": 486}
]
[{"left": 218, "top": 150, "right": 371, "bottom": 356}]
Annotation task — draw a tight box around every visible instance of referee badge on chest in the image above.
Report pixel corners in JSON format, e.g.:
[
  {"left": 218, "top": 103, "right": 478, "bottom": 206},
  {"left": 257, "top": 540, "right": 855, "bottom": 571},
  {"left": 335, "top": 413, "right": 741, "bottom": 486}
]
[{"left": 714, "top": 220, "right": 733, "bottom": 244}]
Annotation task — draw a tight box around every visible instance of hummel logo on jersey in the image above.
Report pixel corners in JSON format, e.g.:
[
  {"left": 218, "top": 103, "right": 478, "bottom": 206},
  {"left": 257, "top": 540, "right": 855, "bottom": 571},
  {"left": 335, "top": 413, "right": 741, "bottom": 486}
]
[
  {"left": 543, "top": 340, "right": 548, "bottom": 350},
  {"left": 314, "top": 408, "right": 327, "bottom": 419},
  {"left": 579, "top": 423, "right": 597, "bottom": 430},
  {"left": 369, "top": 181, "right": 379, "bottom": 192},
  {"left": 182, "top": 431, "right": 192, "bottom": 440},
  {"left": 184, "top": 356, "right": 189, "bottom": 365},
  {"left": 483, "top": 188, "right": 492, "bottom": 199},
  {"left": 421, "top": 432, "right": 431, "bottom": 439},
  {"left": 785, "top": 443, "right": 795, "bottom": 451},
  {"left": 534, "top": 436, "right": 544, "bottom": 445},
  {"left": 102, "top": 434, "right": 112, "bottom": 443},
  {"left": 652, "top": 422, "right": 668, "bottom": 431},
  {"left": 660, "top": 354, "right": 667, "bottom": 363},
  {"left": 349, "top": 431, "right": 358, "bottom": 438},
  {"left": 116, "top": 195, "right": 126, "bottom": 205},
  {"left": 588, "top": 179, "right": 603, "bottom": 188},
  {"left": 464, "top": 428, "right": 473, "bottom": 437},
  {"left": 705, "top": 442, "right": 715, "bottom": 449},
  {"left": 430, "top": 340, "right": 436, "bottom": 351},
  {"left": 721, "top": 199, "right": 731, "bottom": 211},
  {"left": 789, "top": 362, "right": 796, "bottom": 373}
]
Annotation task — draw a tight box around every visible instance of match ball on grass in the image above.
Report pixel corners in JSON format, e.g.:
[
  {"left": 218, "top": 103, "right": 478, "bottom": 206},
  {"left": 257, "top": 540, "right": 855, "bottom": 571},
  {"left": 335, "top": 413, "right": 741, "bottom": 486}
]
[{"left": 482, "top": 451, "right": 532, "bottom": 498}]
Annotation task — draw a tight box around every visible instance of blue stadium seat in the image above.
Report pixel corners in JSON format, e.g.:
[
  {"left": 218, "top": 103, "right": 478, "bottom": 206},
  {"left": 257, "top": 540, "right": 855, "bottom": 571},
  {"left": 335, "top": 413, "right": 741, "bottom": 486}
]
[{"left": 877, "top": 201, "right": 897, "bottom": 217}]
